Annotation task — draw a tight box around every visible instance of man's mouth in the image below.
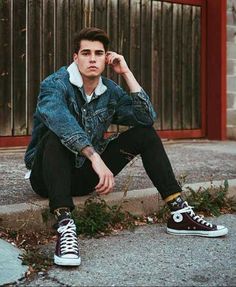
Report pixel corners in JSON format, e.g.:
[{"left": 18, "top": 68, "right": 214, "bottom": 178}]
[{"left": 88, "top": 66, "right": 98, "bottom": 70}]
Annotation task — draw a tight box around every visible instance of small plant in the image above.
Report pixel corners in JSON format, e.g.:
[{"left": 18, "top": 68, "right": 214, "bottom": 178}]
[
  {"left": 72, "top": 195, "right": 136, "bottom": 237},
  {"left": 156, "top": 179, "right": 236, "bottom": 220},
  {"left": 19, "top": 248, "right": 53, "bottom": 272},
  {"left": 184, "top": 179, "right": 235, "bottom": 216}
]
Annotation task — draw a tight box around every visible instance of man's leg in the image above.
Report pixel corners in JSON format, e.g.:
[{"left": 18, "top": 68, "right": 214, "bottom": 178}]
[
  {"left": 30, "top": 131, "right": 81, "bottom": 266},
  {"left": 30, "top": 131, "right": 75, "bottom": 212},
  {"left": 72, "top": 125, "right": 227, "bottom": 238}
]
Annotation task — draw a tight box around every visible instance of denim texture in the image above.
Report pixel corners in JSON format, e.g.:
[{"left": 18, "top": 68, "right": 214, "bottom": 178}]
[{"left": 24, "top": 66, "right": 156, "bottom": 169}]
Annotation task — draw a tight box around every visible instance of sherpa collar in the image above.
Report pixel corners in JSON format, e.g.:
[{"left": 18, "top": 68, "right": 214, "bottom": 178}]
[{"left": 67, "top": 62, "right": 107, "bottom": 96}]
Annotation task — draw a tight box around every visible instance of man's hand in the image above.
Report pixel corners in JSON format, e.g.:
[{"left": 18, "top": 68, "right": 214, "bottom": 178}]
[
  {"left": 106, "top": 51, "right": 130, "bottom": 75},
  {"left": 106, "top": 51, "right": 141, "bottom": 93},
  {"left": 81, "top": 146, "right": 115, "bottom": 195},
  {"left": 91, "top": 153, "right": 115, "bottom": 195}
]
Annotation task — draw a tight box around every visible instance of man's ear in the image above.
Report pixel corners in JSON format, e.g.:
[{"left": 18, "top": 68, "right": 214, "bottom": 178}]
[{"left": 73, "top": 53, "right": 78, "bottom": 62}]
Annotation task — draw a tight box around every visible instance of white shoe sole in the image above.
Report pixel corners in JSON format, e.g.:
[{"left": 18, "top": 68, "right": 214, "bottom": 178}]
[
  {"left": 166, "top": 226, "right": 228, "bottom": 237},
  {"left": 54, "top": 254, "right": 81, "bottom": 266}
]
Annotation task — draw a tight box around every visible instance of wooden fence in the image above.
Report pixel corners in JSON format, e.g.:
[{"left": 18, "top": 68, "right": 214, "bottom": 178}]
[{"left": 0, "top": 0, "right": 202, "bottom": 137}]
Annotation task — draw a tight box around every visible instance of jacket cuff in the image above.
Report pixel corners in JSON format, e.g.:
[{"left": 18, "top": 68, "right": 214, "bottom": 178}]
[{"left": 61, "top": 134, "right": 92, "bottom": 155}]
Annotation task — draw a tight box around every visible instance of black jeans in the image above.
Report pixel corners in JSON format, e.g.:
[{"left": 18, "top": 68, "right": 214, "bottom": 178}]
[{"left": 30, "top": 126, "right": 182, "bottom": 212}]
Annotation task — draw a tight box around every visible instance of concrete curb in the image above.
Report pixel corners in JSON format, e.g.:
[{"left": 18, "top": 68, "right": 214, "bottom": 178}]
[{"left": 0, "top": 179, "right": 236, "bottom": 232}]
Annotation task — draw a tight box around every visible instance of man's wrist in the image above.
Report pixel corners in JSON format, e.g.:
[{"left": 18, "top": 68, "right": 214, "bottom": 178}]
[
  {"left": 81, "top": 146, "right": 100, "bottom": 161},
  {"left": 121, "top": 71, "right": 141, "bottom": 93}
]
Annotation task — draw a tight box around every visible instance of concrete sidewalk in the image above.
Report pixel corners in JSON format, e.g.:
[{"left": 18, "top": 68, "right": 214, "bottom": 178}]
[{"left": 1, "top": 139, "right": 236, "bottom": 285}]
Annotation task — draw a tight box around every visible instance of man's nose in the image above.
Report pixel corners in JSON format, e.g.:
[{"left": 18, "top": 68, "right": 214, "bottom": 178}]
[{"left": 89, "top": 54, "right": 96, "bottom": 62}]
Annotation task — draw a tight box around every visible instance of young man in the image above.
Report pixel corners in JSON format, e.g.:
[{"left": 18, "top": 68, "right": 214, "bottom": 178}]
[{"left": 25, "top": 27, "right": 228, "bottom": 267}]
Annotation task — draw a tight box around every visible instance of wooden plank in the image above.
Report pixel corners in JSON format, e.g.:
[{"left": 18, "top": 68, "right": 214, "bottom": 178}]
[
  {"left": 161, "top": 1, "right": 173, "bottom": 130},
  {"left": 69, "top": 0, "right": 83, "bottom": 56},
  {"left": 130, "top": 0, "right": 141, "bottom": 83},
  {"left": 94, "top": 0, "right": 107, "bottom": 30},
  {"left": 117, "top": 0, "right": 132, "bottom": 132},
  {"left": 12, "top": 0, "right": 27, "bottom": 135},
  {"left": 200, "top": 0, "right": 206, "bottom": 137},
  {"left": 163, "top": 0, "right": 204, "bottom": 6},
  {"left": 172, "top": 3, "right": 182, "bottom": 130},
  {"left": 182, "top": 5, "right": 193, "bottom": 129},
  {"left": 42, "top": 0, "right": 55, "bottom": 78},
  {"left": 141, "top": 0, "right": 152, "bottom": 96},
  {"left": 151, "top": 0, "right": 162, "bottom": 130},
  {"left": 94, "top": 0, "right": 107, "bottom": 77},
  {"left": 27, "top": 0, "right": 41, "bottom": 134},
  {"left": 83, "top": 0, "right": 95, "bottom": 28},
  {"left": 118, "top": 0, "right": 130, "bottom": 90},
  {"left": 107, "top": 0, "right": 119, "bottom": 133},
  {"left": 55, "top": 0, "right": 70, "bottom": 68},
  {"left": 0, "top": 0, "right": 12, "bottom": 136},
  {"left": 191, "top": 6, "right": 201, "bottom": 129},
  {"left": 107, "top": 0, "right": 118, "bottom": 82}
]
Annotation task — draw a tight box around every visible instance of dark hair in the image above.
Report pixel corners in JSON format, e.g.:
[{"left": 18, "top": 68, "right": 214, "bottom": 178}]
[{"left": 73, "top": 27, "right": 110, "bottom": 53}]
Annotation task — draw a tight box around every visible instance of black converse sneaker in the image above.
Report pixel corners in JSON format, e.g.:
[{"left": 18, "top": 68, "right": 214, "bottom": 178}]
[
  {"left": 54, "top": 218, "right": 81, "bottom": 266},
  {"left": 167, "top": 201, "right": 228, "bottom": 237}
]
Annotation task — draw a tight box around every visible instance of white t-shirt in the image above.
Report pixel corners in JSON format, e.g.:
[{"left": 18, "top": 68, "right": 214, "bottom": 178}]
[{"left": 86, "top": 93, "right": 93, "bottom": 103}]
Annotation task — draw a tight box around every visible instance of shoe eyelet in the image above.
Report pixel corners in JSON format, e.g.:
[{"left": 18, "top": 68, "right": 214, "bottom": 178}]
[{"left": 173, "top": 213, "right": 183, "bottom": 223}]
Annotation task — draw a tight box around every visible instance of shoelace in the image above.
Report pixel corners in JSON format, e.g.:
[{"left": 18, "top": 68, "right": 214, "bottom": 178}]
[
  {"left": 57, "top": 219, "right": 79, "bottom": 255},
  {"left": 171, "top": 201, "right": 213, "bottom": 228}
]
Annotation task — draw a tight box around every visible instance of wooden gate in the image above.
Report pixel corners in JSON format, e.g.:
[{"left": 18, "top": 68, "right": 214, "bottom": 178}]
[{"left": 0, "top": 0, "right": 226, "bottom": 146}]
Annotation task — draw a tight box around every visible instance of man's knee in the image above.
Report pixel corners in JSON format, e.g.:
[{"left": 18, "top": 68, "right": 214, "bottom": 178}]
[{"left": 132, "top": 125, "right": 158, "bottom": 140}]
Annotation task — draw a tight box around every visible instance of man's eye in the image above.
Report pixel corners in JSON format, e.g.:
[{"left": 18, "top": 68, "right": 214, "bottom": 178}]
[{"left": 82, "top": 52, "right": 89, "bottom": 56}]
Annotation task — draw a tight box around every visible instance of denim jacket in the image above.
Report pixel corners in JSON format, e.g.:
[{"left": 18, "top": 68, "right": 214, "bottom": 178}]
[{"left": 24, "top": 62, "right": 157, "bottom": 169}]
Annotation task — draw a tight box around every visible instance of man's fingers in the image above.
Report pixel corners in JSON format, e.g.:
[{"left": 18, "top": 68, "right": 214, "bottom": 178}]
[
  {"left": 96, "top": 176, "right": 109, "bottom": 193},
  {"left": 96, "top": 174, "right": 114, "bottom": 194},
  {"left": 106, "top": 52, "right": 121, "bottom": 65},
  {"left": 95, "top": 177, "right": 105, "bottom": 190}
]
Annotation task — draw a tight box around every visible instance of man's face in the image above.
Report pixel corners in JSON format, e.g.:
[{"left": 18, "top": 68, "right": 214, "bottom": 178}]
[{"left": 73, "top": 40, "right": 106, "bottom": 79}]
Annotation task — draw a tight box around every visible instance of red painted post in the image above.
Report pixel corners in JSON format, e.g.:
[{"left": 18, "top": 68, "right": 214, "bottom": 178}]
[{"left": 206, "top": 0, "right": 227, "bottom": 140}]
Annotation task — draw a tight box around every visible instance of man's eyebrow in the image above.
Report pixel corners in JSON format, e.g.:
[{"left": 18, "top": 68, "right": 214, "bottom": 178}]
[{"left": 80, "top": 49, "right": 105, "bottom": 53}]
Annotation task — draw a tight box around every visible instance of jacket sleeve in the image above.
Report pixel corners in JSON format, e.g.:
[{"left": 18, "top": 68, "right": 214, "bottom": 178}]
[
  {"left": 36, "top": 79, "right": 92, "bottom": 154},
  {"left": 111, "top": 85, "right": 157, "bottom": 126}
]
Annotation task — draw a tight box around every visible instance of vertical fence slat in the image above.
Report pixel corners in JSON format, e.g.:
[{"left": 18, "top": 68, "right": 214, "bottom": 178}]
[
  {"left": 151, "top": 0, "right": 162, "bottom": 130},
  {"left": 182, "top": 5, "right": 193, "bottom": 129},
  {"left": 130, "top": 0, "right": 141, "bottom": 83},
  {"left": 94, "top": 0, "right": 107, "bottom": 78},
  {"left": 94, "top": 0, "right": 107, "bottom": 30},
  {"left": 27, "top": 0, "right": 41, "bottom": 133},
  {"left": 55, "top": 0, "right": 70, "bottom": 68},
  {"left": 69, "top": 0, "right": 83, "bottom": 55},
  {"left": 107, "top": 0, "right": 119, "bottom": 133},
  {"left": 42, "top": 0, "right": 55, "bottom": 78},
  {"left": 107, "top": 0, "right": 118, "bottom": 82},
  {"left": 118, "top": 0, "right": 130, "bottom": 89},
  {"left": 13, "top": 0, "right": 27, "bottom": 135},
  {"left": 117, "top": 0, "right": 131, "bottom": 133},
  {"left": 192, "top": 6, "right": 201, "bottom": 128},
  {"left": 0, "top": 0, "right": 11, "bottom": 136},
  {"left": 83, "top": 0, "right": 95, "bottom": 27},
  {"left": 172, "top": 3, "right": 182, "bottom": 130},
  {"left": 162, "top": 2, "right": 173, "bottom": 130},
  {"left": 141, "top": 0, "right": 152, "bottom": 97}
]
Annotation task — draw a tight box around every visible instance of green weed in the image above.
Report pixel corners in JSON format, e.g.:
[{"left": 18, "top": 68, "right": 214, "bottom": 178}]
[
  {"left": 156, "top": 179, "right": 236, "bottom": 220},
  {"left": 72, "top": 195, "right": 136, "bottom": 237}
]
